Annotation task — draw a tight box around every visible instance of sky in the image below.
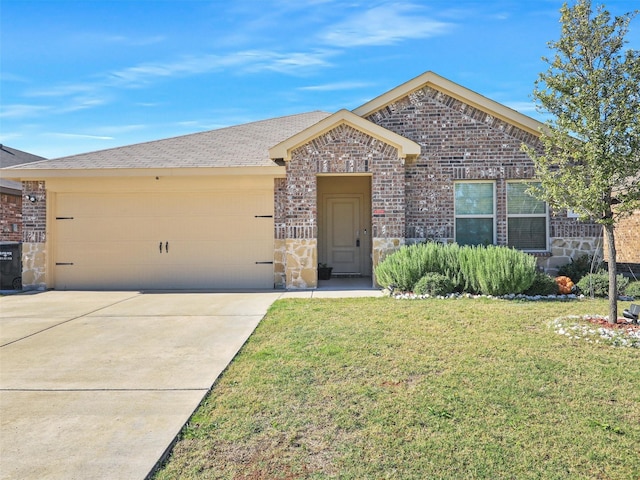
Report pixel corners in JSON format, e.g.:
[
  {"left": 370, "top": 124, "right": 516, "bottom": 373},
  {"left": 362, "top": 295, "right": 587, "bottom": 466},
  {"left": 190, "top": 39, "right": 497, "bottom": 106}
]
[{"left": 1, "top": 0, "right": 639, "bottom": 159}]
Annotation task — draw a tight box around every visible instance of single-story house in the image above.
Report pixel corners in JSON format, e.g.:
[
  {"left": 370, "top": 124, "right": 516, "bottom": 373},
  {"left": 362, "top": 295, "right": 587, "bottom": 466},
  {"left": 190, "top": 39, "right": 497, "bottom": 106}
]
[
  {"left": 3, "top": 71, "right": 603, "bottom": 291},
  {"left": 0, "top": 145, "right": 47, "bottom": 242}
]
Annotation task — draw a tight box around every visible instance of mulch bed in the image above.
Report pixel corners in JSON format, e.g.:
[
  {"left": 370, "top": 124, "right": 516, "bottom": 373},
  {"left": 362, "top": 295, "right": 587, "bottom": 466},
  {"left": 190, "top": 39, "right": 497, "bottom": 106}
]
[{"left": 586, "top": 316, "right": 640, "bottom": 331}]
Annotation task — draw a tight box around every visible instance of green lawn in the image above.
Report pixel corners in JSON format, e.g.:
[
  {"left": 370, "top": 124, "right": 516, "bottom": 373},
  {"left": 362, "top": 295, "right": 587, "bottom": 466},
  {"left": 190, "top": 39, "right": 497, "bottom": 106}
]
[{"left": 154, "top": 298, "right": 640, "bottom": 479}]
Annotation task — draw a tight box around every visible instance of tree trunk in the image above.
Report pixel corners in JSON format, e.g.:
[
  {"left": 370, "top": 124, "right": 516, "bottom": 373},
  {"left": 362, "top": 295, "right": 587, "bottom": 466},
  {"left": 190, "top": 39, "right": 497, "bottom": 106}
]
[{"left": 603, "top": 223, "right": 617, "bottom": 324}]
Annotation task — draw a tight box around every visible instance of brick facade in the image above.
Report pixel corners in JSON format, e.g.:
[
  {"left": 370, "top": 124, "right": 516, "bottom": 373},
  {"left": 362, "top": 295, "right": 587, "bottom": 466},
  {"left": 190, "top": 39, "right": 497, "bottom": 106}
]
[
  {"left": 364, "top": 84, "right": 600, "bottom": 247},
  {"left": 21, "top": 181, "right": 47, "bottom": 290},
  {"left": 604, "top": 211, "right": 640, "bottom": 274},
  {"left": 279, "top": 83, "right": 603, "bottom": 287},
  {"left": 22, "top": 181, "right": 47, "bottom": 243},
  {"left": 614, "top": 212, "right": 640, "bottom": 264},
  {"left": 281, "top": 124, "right": 403, "bottom": 287},
  {"left": 0, "top": 192, "right": 22, "bottom": 242}
]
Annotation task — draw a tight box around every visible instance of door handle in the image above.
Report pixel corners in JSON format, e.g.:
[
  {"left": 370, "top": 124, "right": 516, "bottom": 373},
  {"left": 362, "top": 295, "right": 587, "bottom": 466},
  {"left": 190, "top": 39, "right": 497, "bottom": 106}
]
[
  {"left": 165, "top": 241, "right": 169, "bottom": 253},
  {"left": 159, "top": 242, "right": 163, "bottom": 254}
]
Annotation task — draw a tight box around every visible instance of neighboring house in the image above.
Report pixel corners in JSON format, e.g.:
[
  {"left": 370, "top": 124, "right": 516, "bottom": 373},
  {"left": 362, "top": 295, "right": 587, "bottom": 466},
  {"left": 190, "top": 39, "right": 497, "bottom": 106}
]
[
  {"left": 611, "top": 212, "right": 640, "bottom": 275},
  {"left": 0, "top": 145, "right": 47, "bottom": 242},
  {"left": 604, "top": 174, "right": 640, "bottom": 276},
  {"left": 3, "top": 71, "right": 603, "bottom": 291}
]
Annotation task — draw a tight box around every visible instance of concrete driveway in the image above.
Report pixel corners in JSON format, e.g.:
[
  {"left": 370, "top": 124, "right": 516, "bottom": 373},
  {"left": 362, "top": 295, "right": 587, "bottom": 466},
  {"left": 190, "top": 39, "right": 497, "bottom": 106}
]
[{"left": 0, "top": 290, "right": 283, "bottom": 480}]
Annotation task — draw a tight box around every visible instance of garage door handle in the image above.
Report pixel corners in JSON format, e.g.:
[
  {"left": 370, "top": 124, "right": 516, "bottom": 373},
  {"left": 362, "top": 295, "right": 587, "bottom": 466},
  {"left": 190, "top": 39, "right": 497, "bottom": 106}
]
[
  {"left": 159, "top": 242, "right": 163, "bottom": 254},
  {"left": 165, "top": 241, "right": 169, "bottom": 253}
]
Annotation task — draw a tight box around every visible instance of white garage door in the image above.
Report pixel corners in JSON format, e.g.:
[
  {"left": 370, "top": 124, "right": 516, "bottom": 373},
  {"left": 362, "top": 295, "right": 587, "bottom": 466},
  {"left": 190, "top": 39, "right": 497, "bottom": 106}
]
[{"left": 53, "top": 190, "right": 274, "bottom": 290}]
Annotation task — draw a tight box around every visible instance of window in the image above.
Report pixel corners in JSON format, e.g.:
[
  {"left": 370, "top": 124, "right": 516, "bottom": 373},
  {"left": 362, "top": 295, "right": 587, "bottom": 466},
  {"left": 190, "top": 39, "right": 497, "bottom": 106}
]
[
  {"left": 507, "top": 182, "right": 548, "bottom": 250},
  {"left": 455, "top": 182, "right": 495, "bottom": 246}
]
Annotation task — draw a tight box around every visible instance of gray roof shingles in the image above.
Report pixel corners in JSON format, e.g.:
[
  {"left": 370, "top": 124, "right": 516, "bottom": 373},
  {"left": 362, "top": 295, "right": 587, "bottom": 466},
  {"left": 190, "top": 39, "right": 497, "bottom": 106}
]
[
  {"left": 5, "top": 111, "right": 331, "bottom": 171},
  {"left": 0, "top": 145, "right": 47, "bottom": 190}
]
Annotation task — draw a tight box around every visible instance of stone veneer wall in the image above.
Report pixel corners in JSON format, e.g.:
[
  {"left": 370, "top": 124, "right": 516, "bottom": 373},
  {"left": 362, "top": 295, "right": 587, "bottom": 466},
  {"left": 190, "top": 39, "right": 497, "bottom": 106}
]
[
  {"left": 538, "top": 237, "right": 603, "bottom": 274},
  {"left": 22, "top": 180, "right": 47, "bottom": 290},
  {"left": 273, "top": 178, "right": 287, "bottom": 288},
  {"left": 281, "top": 124, "right": 402, "bottom": 288},
  {"left": 363, "top": 84, "right": 602, "bottom": 267}
]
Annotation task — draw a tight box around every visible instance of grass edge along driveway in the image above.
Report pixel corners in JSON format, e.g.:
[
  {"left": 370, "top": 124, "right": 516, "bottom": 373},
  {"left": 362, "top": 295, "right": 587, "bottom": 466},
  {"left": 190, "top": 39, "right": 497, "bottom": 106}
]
[{"left": 155, "top": 297, "right": 640, "bottom": 480}]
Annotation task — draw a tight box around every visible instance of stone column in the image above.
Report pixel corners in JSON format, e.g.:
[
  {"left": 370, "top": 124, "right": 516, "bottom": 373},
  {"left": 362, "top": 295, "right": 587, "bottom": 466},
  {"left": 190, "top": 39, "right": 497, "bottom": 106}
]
[{"left": 22, "top": 181, "right": 47, "bottom": 290}]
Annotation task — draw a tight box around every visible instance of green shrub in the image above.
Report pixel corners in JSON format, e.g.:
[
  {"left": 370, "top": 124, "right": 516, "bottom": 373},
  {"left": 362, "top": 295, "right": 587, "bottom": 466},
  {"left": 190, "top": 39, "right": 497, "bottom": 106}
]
[
  {"left": 624, "top": 281, "right": 640, "bottom": 299},
  {"left": 413, "top": 273, "right": 454, "bottom": 296},
  {"left": 524, "top": 271, "right": 560, "bottom": 295},
  {"left": 457, "top": 245, "right": 537, "bottom": 296},
  {"left": 375, "top": 242, "right": 463, "bottom": 292},
  {"left": 576, "top": 273, "right": 629, "bottom": 298},
  {"left": 375, "top": 243, "right": 537, "bottom": 295},
  {"left": 557, "top": 254, "right": 601, "bottom": 283},
  {"left": 374, "top": 243, "right": 431, "bottom": 291}
]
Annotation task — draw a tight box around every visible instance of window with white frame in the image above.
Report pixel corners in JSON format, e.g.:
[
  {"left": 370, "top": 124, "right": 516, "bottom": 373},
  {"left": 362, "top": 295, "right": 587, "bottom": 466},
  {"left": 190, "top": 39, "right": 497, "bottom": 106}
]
[
  {"left": 507, "top": 182, "right": 548, "bottom": 250},
  {"left": 454, "top": 181, "right": 495, "bottom": 246}
]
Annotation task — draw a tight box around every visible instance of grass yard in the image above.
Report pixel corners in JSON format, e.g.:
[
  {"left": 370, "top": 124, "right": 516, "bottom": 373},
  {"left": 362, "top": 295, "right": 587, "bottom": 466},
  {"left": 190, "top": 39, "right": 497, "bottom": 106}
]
[{"left": 154, "top": 298, "right": 640, "bottom": 479}]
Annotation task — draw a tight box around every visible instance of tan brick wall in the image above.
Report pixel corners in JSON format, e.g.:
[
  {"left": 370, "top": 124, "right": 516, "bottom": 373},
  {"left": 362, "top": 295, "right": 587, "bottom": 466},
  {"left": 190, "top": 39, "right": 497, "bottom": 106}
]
[
  {"left": 0, "top": 192, "right": 22, "bottom": 242},
  {"left": 605, "top": 211, "right": 640, "bottom": 264}
]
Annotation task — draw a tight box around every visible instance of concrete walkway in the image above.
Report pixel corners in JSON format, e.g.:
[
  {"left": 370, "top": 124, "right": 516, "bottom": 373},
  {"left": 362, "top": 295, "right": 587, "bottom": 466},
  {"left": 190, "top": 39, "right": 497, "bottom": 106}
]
[{"left": 0, "top": 286, "right": 381, "bottom": 480}]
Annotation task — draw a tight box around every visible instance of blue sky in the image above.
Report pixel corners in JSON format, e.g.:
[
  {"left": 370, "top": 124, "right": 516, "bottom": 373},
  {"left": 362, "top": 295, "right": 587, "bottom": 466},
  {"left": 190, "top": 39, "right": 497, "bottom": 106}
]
[{"left": 2, "top": 0, "right": 639, "bottom": 159}]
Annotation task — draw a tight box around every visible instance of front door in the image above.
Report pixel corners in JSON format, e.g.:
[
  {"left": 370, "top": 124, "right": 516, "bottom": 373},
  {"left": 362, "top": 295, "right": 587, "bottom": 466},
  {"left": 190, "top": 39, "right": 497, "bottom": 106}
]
[{"left": 324, "top": 195, "right": 362, "bottom": 274}]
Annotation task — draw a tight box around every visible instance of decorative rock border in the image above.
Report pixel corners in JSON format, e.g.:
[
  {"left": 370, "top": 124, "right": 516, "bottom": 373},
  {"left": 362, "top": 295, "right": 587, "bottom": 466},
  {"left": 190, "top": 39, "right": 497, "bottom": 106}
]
[{"left": 551, "top": 315, "right": 640, "bottom": 348}]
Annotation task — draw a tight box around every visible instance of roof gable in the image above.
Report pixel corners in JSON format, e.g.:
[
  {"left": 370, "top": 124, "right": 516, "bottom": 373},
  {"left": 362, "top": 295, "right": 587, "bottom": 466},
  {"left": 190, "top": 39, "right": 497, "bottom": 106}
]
[
  {"left": 353, "top": 71, "right": 544, "bottom": 137},
  {"left": 269, "top": 109, "right": 421, "bottom": 161}
]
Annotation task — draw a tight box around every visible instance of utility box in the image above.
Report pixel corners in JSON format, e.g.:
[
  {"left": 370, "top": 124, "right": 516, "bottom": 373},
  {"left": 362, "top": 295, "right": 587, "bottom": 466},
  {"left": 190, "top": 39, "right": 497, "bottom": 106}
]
[{"left": 0, "top": 242, "right": 22, "bottom": 290}]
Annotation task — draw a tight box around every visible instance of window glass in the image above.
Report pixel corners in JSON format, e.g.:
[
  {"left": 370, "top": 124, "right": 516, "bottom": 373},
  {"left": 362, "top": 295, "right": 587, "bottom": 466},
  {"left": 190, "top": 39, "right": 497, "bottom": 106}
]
[
  {"left": 507, "top": 218, "right": 547, "bottom": 249},
  {"left": 456, "top": 218, "right": 494, "bottom": 246},
  {"left": 455, "top": 183, "right": 494, "bottom": 215},
  {"left": 454, "top": 182, "right": 495, "bottom": 246},
  {"left": 507, "top": 182, "right": 548, "bottom": 250},
  {"left": 507, "top": 183, "right": 546, "bottom": 215}
]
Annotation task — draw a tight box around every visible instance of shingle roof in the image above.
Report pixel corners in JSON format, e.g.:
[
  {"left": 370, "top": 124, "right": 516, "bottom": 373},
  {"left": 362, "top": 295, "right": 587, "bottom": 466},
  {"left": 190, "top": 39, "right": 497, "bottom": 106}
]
[
  {"left": 6, "top": 111, "right": 331, "bottom": 171},
  {"left": 0, "top": 145, "right": 47, "bottom": 191}
]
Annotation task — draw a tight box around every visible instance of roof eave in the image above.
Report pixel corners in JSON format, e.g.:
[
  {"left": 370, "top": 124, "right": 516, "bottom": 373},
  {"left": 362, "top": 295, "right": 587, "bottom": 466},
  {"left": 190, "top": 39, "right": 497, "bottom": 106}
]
[{"left": 0, "top": 165, "right": 285, "bottom": 180}]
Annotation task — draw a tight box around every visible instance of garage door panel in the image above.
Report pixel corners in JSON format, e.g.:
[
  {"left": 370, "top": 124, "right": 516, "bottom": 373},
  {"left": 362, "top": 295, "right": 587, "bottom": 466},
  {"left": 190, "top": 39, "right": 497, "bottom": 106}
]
[
  {"left": 54, "top": 189, "right": 274, "bottom": 290},
  {"left": 57, "top": 194, "right": 147, "bottom": 217},
  {"left": 56, "top": 218, "right": 160, "bottom": 243},
  {"left": 56, "top": 264, "right": 146, "bottom": 291},
  {"left": 57, "top": 241, "right": 158, "bottom": 266}
]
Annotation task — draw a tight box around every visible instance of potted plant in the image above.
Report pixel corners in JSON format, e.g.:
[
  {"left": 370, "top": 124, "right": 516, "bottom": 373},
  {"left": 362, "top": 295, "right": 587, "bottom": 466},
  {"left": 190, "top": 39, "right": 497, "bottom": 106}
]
[{"left": 318, "top": 263, "right": 333, "bottom": 280}]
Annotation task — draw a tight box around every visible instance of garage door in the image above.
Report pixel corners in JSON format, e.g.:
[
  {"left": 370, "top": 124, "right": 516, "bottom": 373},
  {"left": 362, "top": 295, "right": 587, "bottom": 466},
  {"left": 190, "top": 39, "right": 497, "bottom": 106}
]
[{"left": 53, "top": 190, "right": 274, "bottom": 290}]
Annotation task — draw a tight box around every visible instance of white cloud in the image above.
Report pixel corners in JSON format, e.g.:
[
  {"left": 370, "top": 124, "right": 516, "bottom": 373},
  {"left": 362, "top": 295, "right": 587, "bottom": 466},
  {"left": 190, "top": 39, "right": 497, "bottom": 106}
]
[
  {"left": 242, "top": 50, "right": 336, "bottom": 75},
  {"left": 105, "top": 49, "right": 335, "bottom": 88},
  {"left": 47, "top": 132, "right": 114, "bottom": 140},
  {"left": 59, "top": 97, "right": 110, "bottom": 113},
  {"left": 0, "top": 72, "right": 30, "bottom": 83},
  {"left": 92, "top": 124, "right": 147, "bottom": 135},
  {"left": 72, "top": 32, "right": 166, "bottom": 47},
  {"left": 0, "top": 104, "right": 50, "bottom": 118},
  {"left": 320, "top": 2, "right": 454, "bottom": 47},
  {"left": 298, "top": 81, "right": 373, "bottom": 91},
  {"left": 27, "top": 83, "right": 97, "bottom": 98}
]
